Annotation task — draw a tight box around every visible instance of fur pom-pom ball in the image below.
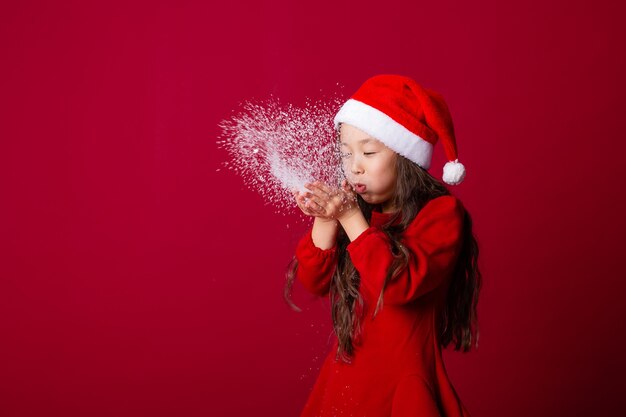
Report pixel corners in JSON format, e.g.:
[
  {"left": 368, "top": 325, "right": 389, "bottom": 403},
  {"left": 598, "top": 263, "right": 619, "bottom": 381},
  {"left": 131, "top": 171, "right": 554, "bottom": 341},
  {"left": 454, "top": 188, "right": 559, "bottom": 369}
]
[{"left": 442, "top": 159, "right": 466, "bottom": 185}]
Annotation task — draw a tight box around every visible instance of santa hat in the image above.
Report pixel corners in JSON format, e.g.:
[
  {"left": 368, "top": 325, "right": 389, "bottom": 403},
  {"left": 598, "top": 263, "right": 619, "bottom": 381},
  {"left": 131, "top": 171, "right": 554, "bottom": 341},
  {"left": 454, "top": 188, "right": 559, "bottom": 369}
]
[{"left": 333, "top": 74, "right": 466, "bottom": 185}]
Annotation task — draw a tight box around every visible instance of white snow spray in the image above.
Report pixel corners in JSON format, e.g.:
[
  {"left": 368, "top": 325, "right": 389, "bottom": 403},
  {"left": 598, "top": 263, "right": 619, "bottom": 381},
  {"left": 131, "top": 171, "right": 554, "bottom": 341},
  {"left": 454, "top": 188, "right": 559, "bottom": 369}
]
[{"left": 217, "top": 92, "right": 347, "bottom": 215}]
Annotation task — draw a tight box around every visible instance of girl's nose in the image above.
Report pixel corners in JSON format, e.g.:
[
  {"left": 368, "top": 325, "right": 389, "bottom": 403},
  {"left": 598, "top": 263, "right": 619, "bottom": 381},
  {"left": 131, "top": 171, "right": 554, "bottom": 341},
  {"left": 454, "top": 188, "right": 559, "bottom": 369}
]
[{"left": 351, "top": 158, "right": 364, "bottom": 175}]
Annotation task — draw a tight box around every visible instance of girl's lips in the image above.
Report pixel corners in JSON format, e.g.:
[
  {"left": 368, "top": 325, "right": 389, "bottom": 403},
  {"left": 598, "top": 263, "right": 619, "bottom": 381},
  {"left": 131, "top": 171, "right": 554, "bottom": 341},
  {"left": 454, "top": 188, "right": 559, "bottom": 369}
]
[{"left": 354, "top": 183, "right": 367, "bottom": 193}]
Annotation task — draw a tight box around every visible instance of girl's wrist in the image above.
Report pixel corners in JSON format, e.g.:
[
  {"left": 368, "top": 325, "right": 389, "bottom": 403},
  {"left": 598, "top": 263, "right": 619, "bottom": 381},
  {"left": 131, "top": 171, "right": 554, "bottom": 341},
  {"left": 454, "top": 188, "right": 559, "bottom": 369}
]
[
  {"left": 336, "top": 206, "right": 360, "bottom": 223},
  {"left": 315, "top": 216, "right": 338, "bottom": 225},
  {"left": 337, "top": 208, "right": 369, "bottom": 242},
  {"left": 311, "top": 216, "right": 339, "bottom": 250}
]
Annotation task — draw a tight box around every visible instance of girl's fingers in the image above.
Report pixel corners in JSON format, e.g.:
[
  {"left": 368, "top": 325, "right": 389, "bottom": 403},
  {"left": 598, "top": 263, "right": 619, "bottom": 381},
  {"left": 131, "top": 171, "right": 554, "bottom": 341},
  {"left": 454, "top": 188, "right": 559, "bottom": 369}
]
[
  {"left": 301, "top": 190, "right": 328, "bottom": 209},
  {"left": 302, "top": 181, "right": 353, "bottom": 219},
  {"left": 306, "top": 197, "right": 326, "bottom": 212},
  {"left": 304, "top": 183, "right": 321, "bottom": 196},
  {"left": 296, "top": 190, "right": 321, "bottom": 212},
  {"left": 305, "top": 181, "right": 332, "bottom": 198},
  {"left": 296, "top": 194, "right": 315, "bottom": 214},
  {"left": 297, "top": 191, "right": 315, "bottom": 204},
  {"left": 314, "top": 181, "right": 334, "bottom": 196},
  {"left": 294, "top": 193, "right": 331, "bottom": 218},
  {"left": 295, "top": 196, "right": 318, "bottom": 217}
]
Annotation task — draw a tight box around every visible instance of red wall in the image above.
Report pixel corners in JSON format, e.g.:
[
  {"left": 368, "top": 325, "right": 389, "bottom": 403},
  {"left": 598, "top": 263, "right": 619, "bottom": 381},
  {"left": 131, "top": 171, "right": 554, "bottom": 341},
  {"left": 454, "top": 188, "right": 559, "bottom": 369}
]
[{"left": 1, "top": 1, "right": 625, "bottom": 416}]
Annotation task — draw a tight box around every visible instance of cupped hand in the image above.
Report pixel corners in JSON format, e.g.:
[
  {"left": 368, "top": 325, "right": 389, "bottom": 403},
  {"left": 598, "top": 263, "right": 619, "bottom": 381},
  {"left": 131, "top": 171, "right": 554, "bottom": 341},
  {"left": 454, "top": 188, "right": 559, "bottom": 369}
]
[
  {"left": 292, "top": 179, "right": 359, "bottom": 221},
  {"left": 293, "top": 189, "right": 325, "bottom": 218}
]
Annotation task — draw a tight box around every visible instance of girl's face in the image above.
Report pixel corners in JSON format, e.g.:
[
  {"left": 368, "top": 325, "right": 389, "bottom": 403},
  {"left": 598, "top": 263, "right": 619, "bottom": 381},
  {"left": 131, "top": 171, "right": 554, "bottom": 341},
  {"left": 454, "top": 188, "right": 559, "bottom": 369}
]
[{"left": 339, "top": 123, "right": 398, "bottom": 212}]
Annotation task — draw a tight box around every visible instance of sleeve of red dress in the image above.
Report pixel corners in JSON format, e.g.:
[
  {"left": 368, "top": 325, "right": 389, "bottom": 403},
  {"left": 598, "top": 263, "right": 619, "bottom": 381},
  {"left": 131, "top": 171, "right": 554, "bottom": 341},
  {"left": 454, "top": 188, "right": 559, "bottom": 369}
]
[
  {"left": 346, "top": 196, "right": 464, "bottom": 306},
  {"left": 294, "top": 228, "right": 338, "bottom": 297}
]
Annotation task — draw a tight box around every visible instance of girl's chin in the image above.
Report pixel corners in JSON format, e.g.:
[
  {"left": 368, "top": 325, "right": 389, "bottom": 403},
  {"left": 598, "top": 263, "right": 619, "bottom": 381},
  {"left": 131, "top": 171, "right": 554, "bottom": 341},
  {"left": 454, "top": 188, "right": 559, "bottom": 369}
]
[{"left": 361, "top": 194, "right": 380, "bottom": 204}]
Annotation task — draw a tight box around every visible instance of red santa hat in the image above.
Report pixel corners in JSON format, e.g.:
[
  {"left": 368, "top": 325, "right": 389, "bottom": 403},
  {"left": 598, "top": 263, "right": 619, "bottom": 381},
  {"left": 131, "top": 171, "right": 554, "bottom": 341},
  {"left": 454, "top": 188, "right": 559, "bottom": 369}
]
[{"left": 333, "top": 74, "right": 466, "bottom": 185}]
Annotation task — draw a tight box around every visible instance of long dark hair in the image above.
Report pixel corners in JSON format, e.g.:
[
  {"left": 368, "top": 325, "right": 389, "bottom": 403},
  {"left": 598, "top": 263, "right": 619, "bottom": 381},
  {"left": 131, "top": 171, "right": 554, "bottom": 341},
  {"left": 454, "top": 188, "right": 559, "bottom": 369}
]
[{"left": 284, "top": 155, "right": 482, "bottom": 363}]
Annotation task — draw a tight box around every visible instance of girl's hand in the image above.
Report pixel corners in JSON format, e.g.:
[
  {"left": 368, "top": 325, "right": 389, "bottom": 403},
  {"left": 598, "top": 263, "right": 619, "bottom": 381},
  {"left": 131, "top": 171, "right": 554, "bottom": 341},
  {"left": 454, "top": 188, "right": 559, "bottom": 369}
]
[
  {"left": 293, "top": 188, "right": 331, "bottom": 219},
  {"left": 295, "top": 180, "right": 359, "bottom": 221}
]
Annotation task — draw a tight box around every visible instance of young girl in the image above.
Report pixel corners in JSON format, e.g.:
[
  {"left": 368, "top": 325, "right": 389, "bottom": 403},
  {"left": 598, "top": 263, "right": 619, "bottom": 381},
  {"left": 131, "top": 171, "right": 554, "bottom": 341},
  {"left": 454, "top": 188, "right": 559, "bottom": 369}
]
[{"left": 285, "top": 74, "right": 481, "bottom": 417}]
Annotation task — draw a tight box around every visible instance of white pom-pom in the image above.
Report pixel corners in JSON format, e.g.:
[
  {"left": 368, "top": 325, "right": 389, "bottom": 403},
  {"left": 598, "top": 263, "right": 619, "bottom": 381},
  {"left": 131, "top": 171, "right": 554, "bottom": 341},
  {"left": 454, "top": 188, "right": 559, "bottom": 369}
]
[{"left": 442, "top": 159, "right": 466, "bottom": 185}]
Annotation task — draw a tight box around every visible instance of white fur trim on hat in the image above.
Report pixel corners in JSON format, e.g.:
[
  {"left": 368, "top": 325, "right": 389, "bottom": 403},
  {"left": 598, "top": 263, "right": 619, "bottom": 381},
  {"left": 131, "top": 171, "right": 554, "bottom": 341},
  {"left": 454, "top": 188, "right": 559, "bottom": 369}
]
[{"left": 333, "top": 99, "right": 433, "bottom": 169}]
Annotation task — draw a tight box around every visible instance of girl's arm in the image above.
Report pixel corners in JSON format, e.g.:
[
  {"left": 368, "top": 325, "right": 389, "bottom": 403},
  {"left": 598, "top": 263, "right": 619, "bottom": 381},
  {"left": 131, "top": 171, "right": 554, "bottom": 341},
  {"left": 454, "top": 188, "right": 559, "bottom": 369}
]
[
  {"left": 294, "top": 219, "right": 338, "bottom": 297},
  {"left": 337, "top": 208, "right": 369, "bottom": 242},
  {"left": 311, "top": 217, "right": 339, "bottom": 249},
  {"left": 346, "top": 195, "right": 465, "bottom": 306},
  {"left": 292, "top": 191, "right": 340, "bottom": 297}
]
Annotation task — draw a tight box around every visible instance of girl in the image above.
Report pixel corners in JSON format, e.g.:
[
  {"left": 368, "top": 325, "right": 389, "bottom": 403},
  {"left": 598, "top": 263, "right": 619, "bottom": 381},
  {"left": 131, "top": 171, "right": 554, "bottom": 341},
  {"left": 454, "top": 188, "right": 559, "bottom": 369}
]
[{"left": 285, "top": 74, "right": 481, "bottom": 417}]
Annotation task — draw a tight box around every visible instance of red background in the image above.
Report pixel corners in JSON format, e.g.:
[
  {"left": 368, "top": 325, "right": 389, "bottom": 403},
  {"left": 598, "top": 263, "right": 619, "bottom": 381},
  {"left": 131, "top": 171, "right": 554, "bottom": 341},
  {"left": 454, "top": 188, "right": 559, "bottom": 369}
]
[{"left": 1, "top": 1, "right": 625, "bottom": 416}]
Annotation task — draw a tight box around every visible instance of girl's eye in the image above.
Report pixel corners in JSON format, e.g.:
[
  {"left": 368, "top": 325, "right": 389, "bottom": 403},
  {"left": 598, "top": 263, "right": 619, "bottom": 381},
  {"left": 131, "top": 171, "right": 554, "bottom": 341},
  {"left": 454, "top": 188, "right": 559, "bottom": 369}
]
[{"left": 364, "top": 152, "right": 376, "bottom": 156}]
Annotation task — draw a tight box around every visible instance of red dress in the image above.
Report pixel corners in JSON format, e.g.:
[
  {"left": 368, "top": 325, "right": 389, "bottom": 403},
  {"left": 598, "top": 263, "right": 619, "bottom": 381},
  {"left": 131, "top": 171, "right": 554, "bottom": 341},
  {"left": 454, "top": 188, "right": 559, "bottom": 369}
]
[{"left": 295, "top": 195, "right": 471, "bottom": 417}]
